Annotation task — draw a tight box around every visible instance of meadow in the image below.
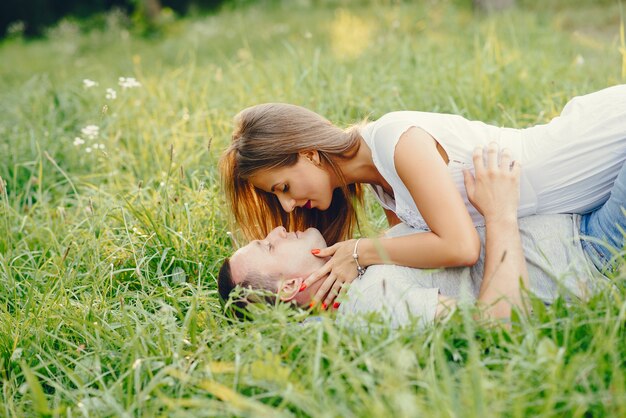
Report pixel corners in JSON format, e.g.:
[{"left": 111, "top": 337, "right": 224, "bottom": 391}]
[{"left": 1, "top": 0, "right": 625, "bottom": 416}]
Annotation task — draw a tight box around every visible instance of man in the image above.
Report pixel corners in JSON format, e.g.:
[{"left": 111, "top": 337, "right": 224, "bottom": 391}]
[{"left": 218, "top": 146, "right": 623, "bottom": 326}]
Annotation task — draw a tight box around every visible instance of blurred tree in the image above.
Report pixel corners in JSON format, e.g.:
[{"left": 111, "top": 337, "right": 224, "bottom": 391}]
[
  {"left": 0, "top": 0, "right": 226, "bottom": 38},
  {"left": 0, "top": 0, "right": 130, "bottom": 37},
  {"left": 144, "top": 0, "right": 163, "bottom": 21},
  {"left": 473, "top": 0, "right": 516, "bottom": 12}
]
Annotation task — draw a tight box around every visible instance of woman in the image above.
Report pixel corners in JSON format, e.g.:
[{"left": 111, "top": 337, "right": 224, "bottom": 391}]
[{"left": 220, "top": 84, "right": 626, "bottom": 307}]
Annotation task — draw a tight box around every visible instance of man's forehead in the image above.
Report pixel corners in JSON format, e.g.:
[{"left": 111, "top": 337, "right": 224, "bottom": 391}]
[
  {"left": 233, "top": 240, "right": 266, "bottom": 257},
  {"left": 229, "top": 248, "right": 249, "bottom": 284},
  {"left": 230, "top": 241, "right": 265, "bottom": 283}
]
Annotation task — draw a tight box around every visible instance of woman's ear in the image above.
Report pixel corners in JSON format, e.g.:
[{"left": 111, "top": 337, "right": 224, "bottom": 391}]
[
  {"left": 299, "top": 150, "right": 321, "bottom": 166},
  {"left": 278, "top": 277, "right": 303, "bottom": 302}
]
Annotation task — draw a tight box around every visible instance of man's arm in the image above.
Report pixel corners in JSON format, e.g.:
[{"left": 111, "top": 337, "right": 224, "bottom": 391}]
[{"left": 463, "top": 143, "right": 529, "bottom": 321}]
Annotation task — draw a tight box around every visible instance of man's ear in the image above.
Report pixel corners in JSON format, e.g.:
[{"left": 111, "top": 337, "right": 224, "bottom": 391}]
[
  {"left": 278, "top": 277, "right": 303, "bottom": 302},
  {"left": 299, "top": 150, "right": 321, "bottom": 166}
]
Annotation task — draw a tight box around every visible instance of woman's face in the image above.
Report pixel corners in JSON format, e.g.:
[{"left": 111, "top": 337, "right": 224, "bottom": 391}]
[{"left": 249, "top": 152, "right": 336, "bottom": 212}]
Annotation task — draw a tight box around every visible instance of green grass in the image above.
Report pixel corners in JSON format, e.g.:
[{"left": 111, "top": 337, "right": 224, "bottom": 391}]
[{"left": 1, "top": 0, "right": 625, "bottom": 416}]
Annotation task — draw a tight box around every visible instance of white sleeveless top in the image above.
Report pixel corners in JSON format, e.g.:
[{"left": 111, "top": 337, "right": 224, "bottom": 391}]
[{"left": 359, "top": 84, "right": 626, "bottom": 230}]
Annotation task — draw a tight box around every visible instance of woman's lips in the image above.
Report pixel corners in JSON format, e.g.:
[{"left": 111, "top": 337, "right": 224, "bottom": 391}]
[{"left": 304, "top": 200, "right": 312, "bottom": 209}]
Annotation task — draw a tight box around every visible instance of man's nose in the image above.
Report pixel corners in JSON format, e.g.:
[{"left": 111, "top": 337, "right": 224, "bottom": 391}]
[
  {"left": 278, "top": 195, "right": 296, "bottom": 212},
  {"left": 268, "top": 226, "right": 288, "bottom": 239}
]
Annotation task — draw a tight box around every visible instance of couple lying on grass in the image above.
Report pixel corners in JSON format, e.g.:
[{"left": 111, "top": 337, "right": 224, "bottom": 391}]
[{"left": 218, "top": 85, "right": 626, "bottom": 324}]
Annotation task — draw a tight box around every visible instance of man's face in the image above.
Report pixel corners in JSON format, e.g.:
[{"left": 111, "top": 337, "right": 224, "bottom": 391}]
[{"left": 230, "top": 226, "right": 328, "bottom": 290}]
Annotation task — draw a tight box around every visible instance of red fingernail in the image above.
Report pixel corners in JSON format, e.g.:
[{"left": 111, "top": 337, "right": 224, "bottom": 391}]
[
  {"left": 311, "top": 249, "right": 320, "bottom": 255},
  {"left": 299, "top": 283, "right": 307, "bottom": 292},
  {"left": 333, "top": 302, "right": 340, "bottom": 309},
  {"left": 322, "top": 303, "right": 327, "bottom": 310},
  {"left": 309, "top": 302, "right": 315, "bottom": 309}
]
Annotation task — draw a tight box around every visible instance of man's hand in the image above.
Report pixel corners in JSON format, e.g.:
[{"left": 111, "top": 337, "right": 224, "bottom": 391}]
[
  {"left": 463, "top": 142, "right": 521, "bottom": 222},
  {"left": 463, "top": 142, "right": 528, "bottom": 323}
]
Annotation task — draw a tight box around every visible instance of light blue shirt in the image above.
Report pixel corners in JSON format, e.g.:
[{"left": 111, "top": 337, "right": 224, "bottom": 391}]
[{"left": 338, "top": 214, "right": 606, "bottom": 328}]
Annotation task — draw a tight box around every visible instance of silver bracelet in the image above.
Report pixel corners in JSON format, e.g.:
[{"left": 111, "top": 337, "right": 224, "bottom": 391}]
[{"left": 352, "top": 238, "right": 366, "bottom": 279}]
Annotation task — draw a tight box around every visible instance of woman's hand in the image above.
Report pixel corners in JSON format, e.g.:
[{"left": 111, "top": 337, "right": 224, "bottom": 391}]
[{"left": 302, "top": 239, "right": 363, "bottom": 309}]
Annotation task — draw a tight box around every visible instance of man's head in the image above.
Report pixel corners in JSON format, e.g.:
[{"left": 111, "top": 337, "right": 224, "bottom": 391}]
[{"left": 218, "top": 226, "right": 328, "bottom": 310}]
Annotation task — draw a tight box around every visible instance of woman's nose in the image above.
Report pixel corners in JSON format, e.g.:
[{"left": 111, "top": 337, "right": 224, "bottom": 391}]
[{"left": 279, "top": 196, "right": 296, "bottom": 212}]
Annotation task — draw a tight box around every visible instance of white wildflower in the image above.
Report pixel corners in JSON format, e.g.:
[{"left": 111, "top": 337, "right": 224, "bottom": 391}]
[
  {"left": 160, "top": 181, "right": 166, "bottom": 187},
  {"left": 94, "top": 143, "right": 105, "bottom": 150},
  {"left": 118, "top": 76, "right": 141, "bottom": 89},
  {"left": 132, "top": 359, "right": 142, "bottom": 369},
  {"left": 81, "top": 125, "right": 99, "bottom": 140},
  {"left": 83, "top": 79, "right": 98, "bottom": 88},
  {"left": 574, "top": 54, "right": 585, "bottom": 66},
  {"left": 73, "top": 137, "right": 85, "bottom": 146},
  {"left": 85, "top": 147, "right": 92, "bottom": 153},
  {"left": 18, "top": 383, "right": 29, "bottom": 395},
  {"left": 105, "top": 88, "right": 117, "bottom": 100},
  {"left": 10, "top": 348, "right": 23, "bottom": 361}
]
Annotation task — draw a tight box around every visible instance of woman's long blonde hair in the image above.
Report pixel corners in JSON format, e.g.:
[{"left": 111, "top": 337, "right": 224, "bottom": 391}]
[{"left": 220, "top": 103, "right": 363, "bottom": 245}]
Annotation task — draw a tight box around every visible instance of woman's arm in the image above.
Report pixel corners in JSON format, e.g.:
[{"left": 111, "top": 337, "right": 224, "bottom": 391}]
[
  {"left": 359, "top": 127, "right": 480, "bottom": 268},
  {"left": 304, "top": 128, "right": 481, "bottom": 308}
]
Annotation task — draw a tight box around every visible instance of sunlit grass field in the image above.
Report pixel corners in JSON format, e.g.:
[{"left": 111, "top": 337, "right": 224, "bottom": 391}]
[{"left": 1, "top": 0, "right": 625, "bottom": 416}]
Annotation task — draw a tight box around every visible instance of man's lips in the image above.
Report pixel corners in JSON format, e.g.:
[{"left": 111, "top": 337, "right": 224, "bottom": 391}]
[{"left": 304, "top": 200, "right": 312, "bottom": 209}]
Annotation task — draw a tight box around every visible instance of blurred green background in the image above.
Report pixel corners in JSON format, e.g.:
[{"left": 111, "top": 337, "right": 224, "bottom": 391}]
[{"left": 1, "top": 0, "right": 625, "bottom": 416}]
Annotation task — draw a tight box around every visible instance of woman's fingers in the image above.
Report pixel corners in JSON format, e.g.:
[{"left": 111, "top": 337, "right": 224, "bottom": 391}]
[
  {"left": 311, "top": 243, "right": 338, "bottom": 258},
  {"left": 322, "top": 280, "right": 345, "bottom": 308},
  {"left": 333, "top": 284, "right": 350, "bottom": 309},
  {"left": 303, "top": 239, "right": 363, "bottom": 310},
  {"left": 311, "top": 274, "right": 336, "bottom": 308},
  {"left": 303, "top": 260, "right": 332, "bottom": 289}
]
